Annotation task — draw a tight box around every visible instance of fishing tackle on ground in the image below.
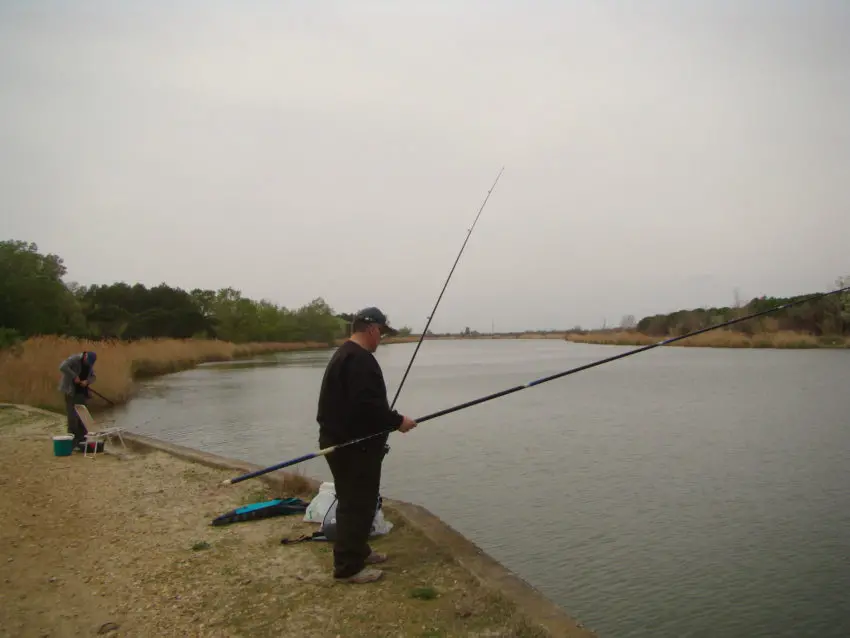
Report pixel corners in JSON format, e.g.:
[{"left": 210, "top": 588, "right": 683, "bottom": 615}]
[{"left": 210, "top": 497, "right": 310, "bottom": 526}]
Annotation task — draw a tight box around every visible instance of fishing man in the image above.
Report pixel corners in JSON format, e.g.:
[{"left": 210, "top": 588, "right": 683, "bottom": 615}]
[
  {"left": 316, "top": 307, "right": 417, "bottom": 584},
  {"left": 58, "top": 350, "right": 97, "bottom": 449}
]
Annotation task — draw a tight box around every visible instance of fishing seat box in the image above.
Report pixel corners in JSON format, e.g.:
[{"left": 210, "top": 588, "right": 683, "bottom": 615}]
[{"left": 77, "top": 440, "right": 105, "bottom": 454}]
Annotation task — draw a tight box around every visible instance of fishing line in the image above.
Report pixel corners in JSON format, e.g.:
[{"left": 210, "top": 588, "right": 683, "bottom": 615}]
[
  {"left": 224, "top": 283, "right": 849, "bottom": 486},
  {"left": 390, "top": 166, "right": 504, "bottom": 409},
  {"left": 87, "top": 387, "right": 116, "bottom": 406}
]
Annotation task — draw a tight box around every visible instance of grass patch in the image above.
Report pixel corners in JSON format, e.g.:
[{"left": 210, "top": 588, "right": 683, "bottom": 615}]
[
  {"left": 262, "top": 470, "right": 315, "bottom": 499},
  {"left": 410, "top": 586, "right": 439, "bottom": 600},
  {"left": 181, "top": 466, "right": 209, "bottom": 482},
  {"left": 239, "top": 486, "right": 270, "bottom": 506},
  {"left": 0, "top": 405, "right": 60, "bottom": 431}
]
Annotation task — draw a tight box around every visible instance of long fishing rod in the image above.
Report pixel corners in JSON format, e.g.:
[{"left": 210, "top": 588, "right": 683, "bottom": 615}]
[
  {"left": 389, "top": 166, "right": 504, "bottom": 409},
  {"left": 223, "top": 285, "right": 850, "bottom": 486}
]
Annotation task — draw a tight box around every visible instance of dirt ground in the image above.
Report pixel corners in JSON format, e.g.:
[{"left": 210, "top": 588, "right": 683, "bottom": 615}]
[{"left": 0, "top": 405, "right": 548, "bottom": 638}]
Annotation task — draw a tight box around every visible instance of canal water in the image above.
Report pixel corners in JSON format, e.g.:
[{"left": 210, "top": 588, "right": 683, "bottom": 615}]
[{"left": 112, "top": 339, "right": 850, "bottom": 637}]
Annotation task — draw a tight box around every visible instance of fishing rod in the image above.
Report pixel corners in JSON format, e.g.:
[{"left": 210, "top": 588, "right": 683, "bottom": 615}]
[
  {"left": 78, "top": 384, "right": 116, "bottom": 406},
  {"left": 89, "top": 388, "right": 115, "bottom": 405},
  {"left": 223, "top": 284, "right": 850, "bottom": 486},
  {"left": 389, "top": 166, "right": 504, "bottom": 409}
]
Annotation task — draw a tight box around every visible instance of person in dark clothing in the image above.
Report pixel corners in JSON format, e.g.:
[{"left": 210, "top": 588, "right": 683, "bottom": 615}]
[
  {"left": 316, "top": 307, "right": 417, "bottom": 584},
  {"left": 58, "top": 351, "right": 97, "bottom": 448}
]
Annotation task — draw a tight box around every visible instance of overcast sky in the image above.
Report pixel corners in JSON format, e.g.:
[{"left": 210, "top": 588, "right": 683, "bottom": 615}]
[{"left": 2, "top": 0, "right": 848, "bottom": 332}]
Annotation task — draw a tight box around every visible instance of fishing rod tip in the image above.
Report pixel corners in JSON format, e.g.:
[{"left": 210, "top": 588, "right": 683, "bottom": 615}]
[{"left": 221, "top": 479, "right": 232, "bottom": 486}]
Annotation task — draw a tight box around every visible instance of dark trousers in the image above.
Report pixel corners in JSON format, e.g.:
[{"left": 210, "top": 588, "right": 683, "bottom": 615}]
[
  {"left": 64, "top": 392, "right": 88, "bottom": 446},
  {"left": 320, "top": 435, "right": 385, "bottom": 579}
]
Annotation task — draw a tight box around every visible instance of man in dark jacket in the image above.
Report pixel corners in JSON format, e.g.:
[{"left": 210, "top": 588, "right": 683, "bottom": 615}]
[
  {"left": 316, "top": 307, "right": 417, "bottom": 584},
  {"left": 58, "top": 351, "right": 97, "bottom": 448}
]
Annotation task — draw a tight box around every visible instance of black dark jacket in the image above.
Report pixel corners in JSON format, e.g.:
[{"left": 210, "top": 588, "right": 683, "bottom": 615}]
[{"left": 316, "top": 340, "right": 403, "bottom": 446}]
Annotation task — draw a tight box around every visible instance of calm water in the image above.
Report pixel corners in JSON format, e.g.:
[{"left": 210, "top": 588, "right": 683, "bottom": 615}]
[{"left": 111, "top": 339, "right": 850, "bottom": 637}]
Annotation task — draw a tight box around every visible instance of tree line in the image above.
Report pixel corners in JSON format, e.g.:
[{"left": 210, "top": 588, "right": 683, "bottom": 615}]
[
  {"left": 631, "top": 277, "right": 850, "bottom": 337},
  {"left": 0, "top": 239, "right": 411, "bottom": 347}
]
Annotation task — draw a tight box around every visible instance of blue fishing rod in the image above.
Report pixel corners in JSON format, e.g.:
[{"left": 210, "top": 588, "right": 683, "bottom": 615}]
[{"left": 223, "top": 284, "right": 849, "bottom": 485}]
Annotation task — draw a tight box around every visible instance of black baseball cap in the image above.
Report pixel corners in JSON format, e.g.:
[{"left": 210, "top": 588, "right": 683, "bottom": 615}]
[{"left": 353, "top": 306, "right": 398, "bottom": 336}]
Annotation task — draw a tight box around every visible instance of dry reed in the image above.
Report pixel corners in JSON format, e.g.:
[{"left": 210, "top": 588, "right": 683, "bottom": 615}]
[
  {"left": 0, "top": 336, "right": 336, "bottom": 412},
  {"left": 564, "top": 330, "right": 847, "bottom": 349}
]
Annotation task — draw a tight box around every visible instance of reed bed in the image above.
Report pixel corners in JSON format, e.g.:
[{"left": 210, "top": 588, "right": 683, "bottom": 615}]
[
  {"left": 564, "top": 330, "right": 848, "bottom": 349},
  {"left": 0, "top": 336, "right": 335, "bottom": 412}
]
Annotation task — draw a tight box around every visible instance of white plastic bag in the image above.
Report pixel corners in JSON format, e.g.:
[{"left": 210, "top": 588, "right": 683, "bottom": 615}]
[
  {"left": 303, "top": 482, "right": 337, "bottom": 523},
  {"left": 371, "top": 506, "right": 393, "bottom": 536},
  {"left": 304, "top": 481, "right": 393, "bottom": 536}
]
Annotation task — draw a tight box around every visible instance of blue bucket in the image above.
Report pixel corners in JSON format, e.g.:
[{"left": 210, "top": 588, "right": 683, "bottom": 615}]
[{"left": 53, "top": 435, "right": 74, "bottom": 457}]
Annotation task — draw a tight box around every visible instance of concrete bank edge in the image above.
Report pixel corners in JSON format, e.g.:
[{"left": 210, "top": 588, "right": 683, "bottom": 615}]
[{"left": 119, "top": 431, "right": 596, "bottom": 638}]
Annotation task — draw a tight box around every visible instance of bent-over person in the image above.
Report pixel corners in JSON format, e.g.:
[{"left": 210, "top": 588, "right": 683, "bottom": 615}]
[{"left": 58, "top": 351, "right": 97, "bottom": 448}]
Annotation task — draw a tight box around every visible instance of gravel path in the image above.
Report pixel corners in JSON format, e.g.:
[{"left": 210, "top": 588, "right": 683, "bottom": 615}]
[{"left": 0, "top": 404, "right": 544, "bottom": 638}]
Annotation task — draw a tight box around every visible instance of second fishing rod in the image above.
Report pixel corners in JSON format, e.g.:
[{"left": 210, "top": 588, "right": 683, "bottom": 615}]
[
  {"left": 223, "top": 284, "right": 850, "bottom": 485},
  {"left": 223, "top": 169, "right": 504, "bottom": 486},
  {"left": 389, "top": 166, "right": 504, "bottom": 409}
]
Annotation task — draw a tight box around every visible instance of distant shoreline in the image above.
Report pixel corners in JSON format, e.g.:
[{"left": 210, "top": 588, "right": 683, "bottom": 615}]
[
  {"left": 5, "top": 329, "right": 843, "bottom": 415},
  {"left": 563, "top": 330, "right": 849, "bottom": 349},
  {"left": 385, "top": 332, "right": 569, "bottom": 342}
]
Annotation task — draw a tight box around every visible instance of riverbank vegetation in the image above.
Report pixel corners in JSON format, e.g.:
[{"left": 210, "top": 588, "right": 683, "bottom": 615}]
[
  {"left": 0, "top": 336, "right": 342, "bottom": 412},
  {"left": 565, "top": 278, "right": 850, "bottom": 349},
  {"left": 0, "top": 239, "right": 418, "bottom": 347},
  {"left": 0, "top": 239, "right": 418, "bottom": 409},
  {"left": 565, "top": 329, "right": 847, "bottom": 349}
]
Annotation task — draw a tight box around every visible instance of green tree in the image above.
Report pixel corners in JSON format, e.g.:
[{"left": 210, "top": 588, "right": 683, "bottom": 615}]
[
  {"left": 1, "top": 239, "right": 398, "bottom": 345},
  {"left": 0, "top": 240, "right": 84, "bottom": 337},
  {"left": 78, "top": 282, "right": 212, "bottom": 339},
  {"left": 634, "top": 276, "right": 850, "bottom": 338},
  {"left": 836, "top": 275, "right": 850, "bottom": 329},
  {"left": 292, "top": 297, "right": 344, "bottom": 344}
]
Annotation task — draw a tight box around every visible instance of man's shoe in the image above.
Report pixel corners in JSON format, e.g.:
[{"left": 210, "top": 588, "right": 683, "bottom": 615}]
[
  {"left": 366, "top": 551, "right": 388, "bottom": 565},
  {"left": 335, "top": 567, "right": 383, "bottom": 584}
]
